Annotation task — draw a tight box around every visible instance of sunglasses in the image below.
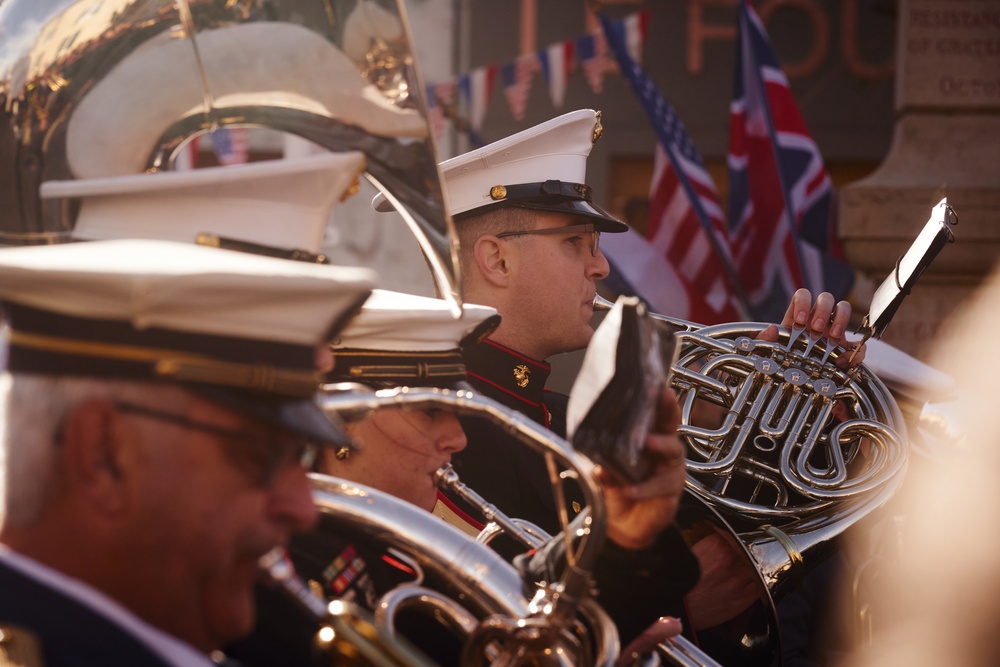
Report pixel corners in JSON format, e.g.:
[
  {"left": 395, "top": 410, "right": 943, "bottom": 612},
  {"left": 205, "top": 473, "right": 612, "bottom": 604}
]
[
  {"left": 495, "top": 223, "right": 601, "bottom": 257},
  {"left": 115, "top": 401, "right": 319, "bottom": 487}
]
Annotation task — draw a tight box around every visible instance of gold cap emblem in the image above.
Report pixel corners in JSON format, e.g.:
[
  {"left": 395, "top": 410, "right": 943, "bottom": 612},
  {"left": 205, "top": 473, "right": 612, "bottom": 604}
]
[
  {"left": 490, "top": 185, "right": 508, "bottom": 200},
  {"left": 513, "top": 364, "right": 530, "bottom": 388},
  {"left": 592, "top": 110, "right": 603, "bottom": 144}
]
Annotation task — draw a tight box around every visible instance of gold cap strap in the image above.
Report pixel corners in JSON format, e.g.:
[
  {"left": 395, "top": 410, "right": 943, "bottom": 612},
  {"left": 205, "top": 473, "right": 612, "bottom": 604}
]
[{"left": 11, "top": 330, "right": 319, "bottom": 395}]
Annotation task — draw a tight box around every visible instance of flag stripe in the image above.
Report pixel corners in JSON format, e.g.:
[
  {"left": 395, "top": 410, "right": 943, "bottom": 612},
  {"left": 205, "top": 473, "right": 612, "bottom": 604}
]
[{"left": 600, "top": 13, "right": 744, "bottom": 324}]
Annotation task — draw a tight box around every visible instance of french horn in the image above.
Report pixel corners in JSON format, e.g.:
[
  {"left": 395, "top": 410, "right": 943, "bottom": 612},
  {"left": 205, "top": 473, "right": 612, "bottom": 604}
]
[
  {"left": 0, "top": 0, "right": 462, "bottom": 312},
  {"left": 593, "top": 293, "right": 909, "bottom": 663}
]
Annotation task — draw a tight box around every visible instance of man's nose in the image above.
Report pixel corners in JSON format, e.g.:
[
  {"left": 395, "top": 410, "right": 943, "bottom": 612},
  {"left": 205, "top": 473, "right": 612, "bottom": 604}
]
[
  {"left": 437, "top": 413, "right": 468, "bottom": 454},
  {"left": 268, "top": 462, "right": 319, "bottom": 533},
  {"left": 589, "top": 245, "right": 611, "bottom": 280}
]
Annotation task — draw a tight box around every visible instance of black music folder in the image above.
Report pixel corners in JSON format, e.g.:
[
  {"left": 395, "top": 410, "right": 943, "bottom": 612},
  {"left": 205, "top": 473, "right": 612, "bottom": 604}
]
[
  {"left": 856, "top": 197, "right": 957, "bottom": 343},
  {"left": 567, "top": 296, "right": 678, "bottom": 483}
]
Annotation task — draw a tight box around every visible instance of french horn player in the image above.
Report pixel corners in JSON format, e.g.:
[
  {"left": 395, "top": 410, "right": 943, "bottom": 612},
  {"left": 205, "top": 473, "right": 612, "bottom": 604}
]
[{"left": 375, "top": 108, "right": 868, "bottom": 662}]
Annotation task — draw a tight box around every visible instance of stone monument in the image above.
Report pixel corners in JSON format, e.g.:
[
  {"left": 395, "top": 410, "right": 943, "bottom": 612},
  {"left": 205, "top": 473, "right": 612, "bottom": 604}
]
[{"left": 840, "top": 0, "right": 1000, "bottom": 359}]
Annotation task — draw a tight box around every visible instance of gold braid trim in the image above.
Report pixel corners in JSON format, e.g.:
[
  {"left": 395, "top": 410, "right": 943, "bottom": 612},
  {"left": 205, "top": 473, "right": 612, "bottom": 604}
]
[{"left": 10, "top": 330, "right": 319, "bottom": 395}]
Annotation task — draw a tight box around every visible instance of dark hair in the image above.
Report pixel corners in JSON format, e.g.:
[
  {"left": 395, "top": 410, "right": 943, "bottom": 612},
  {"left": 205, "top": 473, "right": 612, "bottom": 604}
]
[{"left": 454, "top": 206, "right": 535, "bottom": 271}]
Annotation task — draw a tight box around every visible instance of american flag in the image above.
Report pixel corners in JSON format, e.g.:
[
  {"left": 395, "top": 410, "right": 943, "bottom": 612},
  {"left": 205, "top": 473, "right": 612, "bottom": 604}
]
[
  {"left": 728, "top": 0, "right": 853, "bottom": 322},
  {"left": 599, "top": 13, "right": 746, "bottom": 324},
  {"left": 209, "top": 127, "right": 250, "bottom": 166}
]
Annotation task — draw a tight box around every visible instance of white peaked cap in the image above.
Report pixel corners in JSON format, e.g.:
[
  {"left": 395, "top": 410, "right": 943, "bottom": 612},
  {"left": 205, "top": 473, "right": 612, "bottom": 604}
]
[
  {"left": 0, "top": 239, "right": 377, "bottom": 446},
  {"left": 331, "top": 289, "right": 499, "bottom": 352},
  {"left": 373, "top": 109, "right": 627, "bottom": 231},
  {"left": 0, "top": 239, "right": 375, "bottom": 348},
  {"left": 327, "top": 289, "right": 499, "bottom": 388},
  {"left": 40, "top": 152, "right": 366, "bottom": 257}
]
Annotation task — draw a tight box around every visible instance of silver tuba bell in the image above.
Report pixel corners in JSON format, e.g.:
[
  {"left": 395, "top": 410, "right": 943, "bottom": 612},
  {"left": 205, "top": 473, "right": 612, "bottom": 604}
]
[
  {"left": 317, "top": 384, "right": 727, "bottom": 667},
  {"left": 316, "top": 384, "right": 622, "bottom": 667},
  {"left": 0, "top": 0, "right": 462, "bottom": 311}
]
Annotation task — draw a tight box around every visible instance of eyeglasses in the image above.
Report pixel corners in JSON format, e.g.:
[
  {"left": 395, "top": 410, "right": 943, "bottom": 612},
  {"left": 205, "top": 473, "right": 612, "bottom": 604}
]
[
  {"left": 114, "top": 401, "right": 319, "bottom": 487},
  {"left": 495, "top": 223, "right": 601, "bottom": 257}
]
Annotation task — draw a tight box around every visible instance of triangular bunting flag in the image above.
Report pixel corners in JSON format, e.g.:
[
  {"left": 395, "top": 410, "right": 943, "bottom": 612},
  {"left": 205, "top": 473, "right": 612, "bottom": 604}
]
[
  {"left": 500, "top": 53, "right": 537, "bottom": 121},
  {"left": 460, "top": 65, "right": 495, "bottom": 132},
  {"left": 576, "top": 31, "right": 608, "bottom": 94},
  {"left": 538, "top": 40, "right": 574, "bottom": 109},
  {"left": 623, "top": 11, "right": 649, "bottom": 65}
]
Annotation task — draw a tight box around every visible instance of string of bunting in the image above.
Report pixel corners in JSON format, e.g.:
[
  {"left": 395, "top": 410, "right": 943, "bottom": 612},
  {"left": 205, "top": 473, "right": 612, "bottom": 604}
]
[{"left": 425, "top": 11, "right": 649, "bottom": 142}]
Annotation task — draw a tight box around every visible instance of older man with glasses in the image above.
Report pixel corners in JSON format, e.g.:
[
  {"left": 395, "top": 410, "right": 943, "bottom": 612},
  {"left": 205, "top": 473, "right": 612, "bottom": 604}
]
[{"left": 0, "top": 239, "right": 373, "bottom": 666}]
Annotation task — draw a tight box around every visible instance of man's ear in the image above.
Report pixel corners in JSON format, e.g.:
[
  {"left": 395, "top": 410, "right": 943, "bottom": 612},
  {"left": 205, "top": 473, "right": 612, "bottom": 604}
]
[
  {"left": 60, "top": 400, "right": 131, "bottom": 516},
  {"left": 473, "top": 235, "right": 510, "bottom": 288}
]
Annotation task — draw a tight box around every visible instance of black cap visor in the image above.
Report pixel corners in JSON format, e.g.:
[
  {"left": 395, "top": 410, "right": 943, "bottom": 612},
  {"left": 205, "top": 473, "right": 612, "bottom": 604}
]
[
  {"left": 189, "top": 385, "right": 353, "bottom": 452},
  {"left": 455, "top": 180, "right": 628, "bottom": 233}
]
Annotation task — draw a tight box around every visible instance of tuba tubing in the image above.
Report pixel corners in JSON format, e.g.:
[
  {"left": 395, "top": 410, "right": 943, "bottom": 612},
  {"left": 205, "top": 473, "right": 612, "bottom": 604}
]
[
  {"left": 319, "top": 384, "right": 619, "bottom": 666},
  {"left": 307, "top": 472, "right": 530, "bottom": 622},
  {"left": 437, "top": 463, "right": 723, "bottom": 667}
]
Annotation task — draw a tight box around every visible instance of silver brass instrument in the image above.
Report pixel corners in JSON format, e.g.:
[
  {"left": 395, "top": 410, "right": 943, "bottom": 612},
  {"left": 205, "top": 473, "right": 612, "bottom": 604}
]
[
  {"left": 320, "top": 384, "right": 727, "bottom": 667},
  {"left": 594, "top": 293, "right": 909, "bottom": 662},
  {"left": 436, "top": 465, "right": 723, "bottom": 667},
  {"left": 319, "top": 384, "right": 619, "bottom": 667},
  {"left": 0, "top": 0, "right": 462, "bottom": 313}
]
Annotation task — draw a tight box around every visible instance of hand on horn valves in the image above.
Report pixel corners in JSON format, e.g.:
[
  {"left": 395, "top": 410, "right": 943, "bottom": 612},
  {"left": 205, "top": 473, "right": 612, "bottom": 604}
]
[
  {"left": 596, "top": 388, "right": 687, "bottom": 551},
  {"left": 756, "top": 288, "right": 867, "bottom": 369}
]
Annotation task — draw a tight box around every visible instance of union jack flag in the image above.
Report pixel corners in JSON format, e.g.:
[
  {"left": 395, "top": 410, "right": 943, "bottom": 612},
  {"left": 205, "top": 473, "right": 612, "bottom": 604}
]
[
  {"left": 728, "top": 0, "right": 853, "bottom": 322},
  {"left": 599, "top": 13, "right": 746, "bottom": 324}
]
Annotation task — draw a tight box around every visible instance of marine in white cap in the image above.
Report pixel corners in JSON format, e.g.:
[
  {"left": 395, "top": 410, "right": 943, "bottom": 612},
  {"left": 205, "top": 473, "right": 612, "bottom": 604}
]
[{"left": 0, "top": 239, "right": 374, "bottom": 665}]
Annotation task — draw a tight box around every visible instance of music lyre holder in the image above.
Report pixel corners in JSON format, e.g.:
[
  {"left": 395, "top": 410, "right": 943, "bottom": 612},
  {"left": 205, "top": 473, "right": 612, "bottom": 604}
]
[{"left": 849, "top": 198, "right": 958, "bottom": 363}]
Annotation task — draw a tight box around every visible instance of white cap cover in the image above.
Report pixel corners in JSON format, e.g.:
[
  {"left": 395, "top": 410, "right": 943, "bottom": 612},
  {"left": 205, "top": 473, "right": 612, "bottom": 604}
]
[
  {"left": 373, "top": 109, "right": 627, "bottom": 231},
  {"left": 41, "top": 152, "right": 366, "bottom": 257},
  {"left": 0, "top": 239, "right": 377, "bottom": 445},
  {"left": 328, "top": 289, "right": 499, "bottom": 388}
]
